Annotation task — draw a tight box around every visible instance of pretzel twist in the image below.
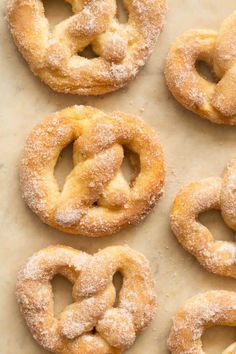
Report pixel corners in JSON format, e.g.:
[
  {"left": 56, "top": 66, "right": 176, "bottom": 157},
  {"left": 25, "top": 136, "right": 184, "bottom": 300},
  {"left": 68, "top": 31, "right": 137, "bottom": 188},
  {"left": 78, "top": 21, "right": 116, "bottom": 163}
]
[
  {"left": 20, "top": 105, "right": 165, "bottom": 237},
  {"left": 16, "top": 245, "right": 157, "bottom": 354},
  {"left": 171, "top": 158, "right": 236, "bottom": 279},
  {"left": 168, "top": 291, "right": 236, "bottom": 354},
  {"left": 7, "top": 0, "right": 166, "bottom": 95},
  {"left": 165, "top": 12, "right": 236, "bottom": 124}
]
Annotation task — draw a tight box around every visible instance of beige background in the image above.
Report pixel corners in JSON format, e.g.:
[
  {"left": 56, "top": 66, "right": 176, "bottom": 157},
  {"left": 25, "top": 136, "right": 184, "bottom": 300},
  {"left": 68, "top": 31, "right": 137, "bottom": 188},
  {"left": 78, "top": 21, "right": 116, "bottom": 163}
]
[{"left": 0, "top": 0, "right": 236, "bottom": 353}]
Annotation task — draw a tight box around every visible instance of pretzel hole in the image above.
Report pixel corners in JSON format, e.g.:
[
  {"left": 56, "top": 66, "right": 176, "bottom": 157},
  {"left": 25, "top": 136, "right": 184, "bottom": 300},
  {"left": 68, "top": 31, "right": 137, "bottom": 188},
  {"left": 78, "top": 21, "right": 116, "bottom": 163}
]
[
  {"left": 113, "top": 272, "right": 123, "bottom": 307},
  {"left": 202, "top": 326, "right": 235, "bottom": 353},
  {"left": 121, "top": 147, "right": 140, "bottom": 186},
  {"left": 43, "top": 0, "right": 73, "bottom": 30},
  {"left": 79, "top": 45, "right": 99, "bottom": 59},
  {"left": 54, "top": 143, "right": 74, "bottom": 191},
  {"left": 199, "top": 210, "right": 235, "bottom": 241},
  {"left": 196, "top": 60, "right": 219, "bottom": 84},
  {"left": 116, "top": 0, "right": 129, "bottom": 23},
  {"left": 52, "top": 275, "right": 73, "bottom": 318}
]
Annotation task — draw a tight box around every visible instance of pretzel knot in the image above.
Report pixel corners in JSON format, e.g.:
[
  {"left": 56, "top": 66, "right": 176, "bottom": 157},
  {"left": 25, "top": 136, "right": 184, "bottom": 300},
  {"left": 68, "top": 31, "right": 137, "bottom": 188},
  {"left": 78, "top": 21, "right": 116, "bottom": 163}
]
[
  {"left": 165, "top": 12, "right": 236, "bottom": 124},
  {"left": 20, "top": 105, "right": 165, "bottom": 237},
  {"left": 7, "top": 0, "right": 166, "bottom": 95},
  {"left": 168, "top": 291, "right": 236, "bottom": 354},
  {"left": 170, "top": 157, "right": 236, "bottom": 279},
  {"left": 16, "top": 245, "right": 157, "bottom": 354}
]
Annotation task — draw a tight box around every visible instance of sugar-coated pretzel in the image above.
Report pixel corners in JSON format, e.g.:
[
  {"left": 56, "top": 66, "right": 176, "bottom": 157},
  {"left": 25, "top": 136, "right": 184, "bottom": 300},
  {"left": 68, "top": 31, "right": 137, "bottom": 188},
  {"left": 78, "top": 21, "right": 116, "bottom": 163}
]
[
  {"left": 168, "top": 290, "right": 236, "bottom": 354},
  {"left": 165, "top": 12, "right": 236, "bottom": 124},
  {"left": 16, "top": 245, "right": 157, "bottom": 354},
  {"left": 171, "top": 158, "right": 236, "bottom": 278},
  {"left": 20, "top": 105, "right": 165, "bottom": 237},
  {"left": 7, "top": 0, "right": 166, "bottom": 95}
]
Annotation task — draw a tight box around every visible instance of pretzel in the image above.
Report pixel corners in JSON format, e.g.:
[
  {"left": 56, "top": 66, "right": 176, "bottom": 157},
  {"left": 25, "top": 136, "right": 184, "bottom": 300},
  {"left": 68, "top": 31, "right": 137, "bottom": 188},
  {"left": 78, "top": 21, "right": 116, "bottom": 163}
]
[
  {"left": 170, "top": 158, "right": 236, "bottom": 279},
  {"left": 7, "top": 0, "right": 166, "bottom": 95},
  {"left": 20, "top": 105, "right": 165, "bottom": 237},
  {"left": 168, "top": 290, "right": 236, "bottom": 354},
  {"left": 16, "top": 244, "right": 157, "bottom": 354},
  {"left": 165, "top": 12, "right": 236, "bottom": 124}
]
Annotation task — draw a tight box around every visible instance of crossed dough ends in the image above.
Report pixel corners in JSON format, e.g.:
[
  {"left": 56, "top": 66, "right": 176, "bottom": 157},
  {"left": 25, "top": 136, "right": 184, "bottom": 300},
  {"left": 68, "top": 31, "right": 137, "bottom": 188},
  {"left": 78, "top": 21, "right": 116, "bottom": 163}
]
[
  {"left": 16, "top": 244, "right": 157, "bottom": 354},
  {"left": 7, "top": 0, "right": 166, "bottom": 95}
]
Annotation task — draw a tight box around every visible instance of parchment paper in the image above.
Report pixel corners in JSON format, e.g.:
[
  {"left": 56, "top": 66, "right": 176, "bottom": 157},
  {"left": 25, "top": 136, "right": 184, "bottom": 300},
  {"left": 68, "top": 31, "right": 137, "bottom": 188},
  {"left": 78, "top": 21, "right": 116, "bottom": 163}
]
[{"left": 0, "top": 1, "right": 235, "bottom": 353}]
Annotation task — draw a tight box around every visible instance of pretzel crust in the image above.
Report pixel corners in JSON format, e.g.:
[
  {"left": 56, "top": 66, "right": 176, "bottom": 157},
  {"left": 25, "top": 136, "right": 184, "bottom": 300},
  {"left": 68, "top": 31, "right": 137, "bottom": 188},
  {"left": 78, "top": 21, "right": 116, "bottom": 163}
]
[
  {"left": 171, "top": 176, "right": 236, "bottom": 279},
  {"left": 165, "top": 12, "right": 236, "bottom": 124},
  {"left": 168, "top": 291, "right": 236, "bottom": 354},
  {"left": 16, "top": 245, "right": 157, "bottom": 354},
  {"left": 7, "top": 0, "right": 166, "bottom": 95},
  {"left": 221, "top": 157, "right": 236, "bottom": 231},
  {"left": 20, "top": 105, "right": 165, "bottom": 237}
]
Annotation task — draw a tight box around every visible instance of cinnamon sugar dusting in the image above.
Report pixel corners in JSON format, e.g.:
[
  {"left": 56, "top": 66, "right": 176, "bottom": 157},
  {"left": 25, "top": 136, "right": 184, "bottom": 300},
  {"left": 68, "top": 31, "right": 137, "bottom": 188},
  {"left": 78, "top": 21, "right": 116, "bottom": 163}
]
[
  {"left": 16, "top": 245, "right": 157, "bottom": 353},
  {"left": 7, "top": 0, "right": 166, "bottom": 95},
  {"left": 168, "top": 291, "right": 236, "bottom": 354},
  {"left": 165, "top": 12, "right": 236, "bottom": 124},
  {"left": 171, "top": 174, "right": 236, "bottom": 279},
  {"left": 19, "top": 105, "right": 165, "bottom": 237}
]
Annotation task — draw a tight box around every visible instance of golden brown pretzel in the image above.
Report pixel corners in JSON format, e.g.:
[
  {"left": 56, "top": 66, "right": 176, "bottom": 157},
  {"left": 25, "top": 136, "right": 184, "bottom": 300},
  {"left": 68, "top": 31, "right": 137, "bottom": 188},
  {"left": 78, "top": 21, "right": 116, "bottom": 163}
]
[
  {"left": 20, "top": 105, "right": 165, "bottom": 237},
  {"left": 168, "top": 291, "right": 236, "bottom": 354},
  {"left": 171, "top": 158, "right": 236, "bottom": 279},
  {"left": 7, "top": 0, "right": 166, "bottom": 95},
  {"left": 16, "top": 245, "right": 157, "bottom": 354},
  {"left": 165, "top": 12, "right": 236, "bottom": 124}
]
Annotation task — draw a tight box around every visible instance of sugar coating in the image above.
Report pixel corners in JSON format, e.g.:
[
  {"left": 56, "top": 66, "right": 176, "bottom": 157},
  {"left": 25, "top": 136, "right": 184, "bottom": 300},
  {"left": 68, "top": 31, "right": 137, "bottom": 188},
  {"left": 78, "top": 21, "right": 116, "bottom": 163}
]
[
  {"left": 16, "top": 245, "right": 157, "bottom": 354},
  {"left": 171, "top": 174, "right": 236, "bottom": 279},
  {"left": 7, "top": 0, "right": 166, "bottom": 95},
  {"left": 19, "top": 105, "right": 165, "bottom": 237},
  {"left": 165, "top": 11, "right": 236, "bottom": 125},
  {"left": 168, "top": 291, "right": 236, "bottom": 354}
]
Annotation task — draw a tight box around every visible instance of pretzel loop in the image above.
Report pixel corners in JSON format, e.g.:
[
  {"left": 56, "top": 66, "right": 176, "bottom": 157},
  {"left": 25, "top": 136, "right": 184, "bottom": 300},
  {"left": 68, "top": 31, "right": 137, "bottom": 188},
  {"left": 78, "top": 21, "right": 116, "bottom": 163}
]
[
  {"left": 16, "top": 245, "right": 157, "bottom": 354},
  {"left": 165, "top": 12, "right": 236, "bottom": 124}
]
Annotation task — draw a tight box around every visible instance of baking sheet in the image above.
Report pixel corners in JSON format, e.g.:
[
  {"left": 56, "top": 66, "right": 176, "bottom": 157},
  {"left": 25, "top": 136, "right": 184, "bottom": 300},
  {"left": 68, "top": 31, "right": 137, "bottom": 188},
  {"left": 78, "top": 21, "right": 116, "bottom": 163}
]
[{"left": 0, "top": 0, "right": 236, "bottom": 353}]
